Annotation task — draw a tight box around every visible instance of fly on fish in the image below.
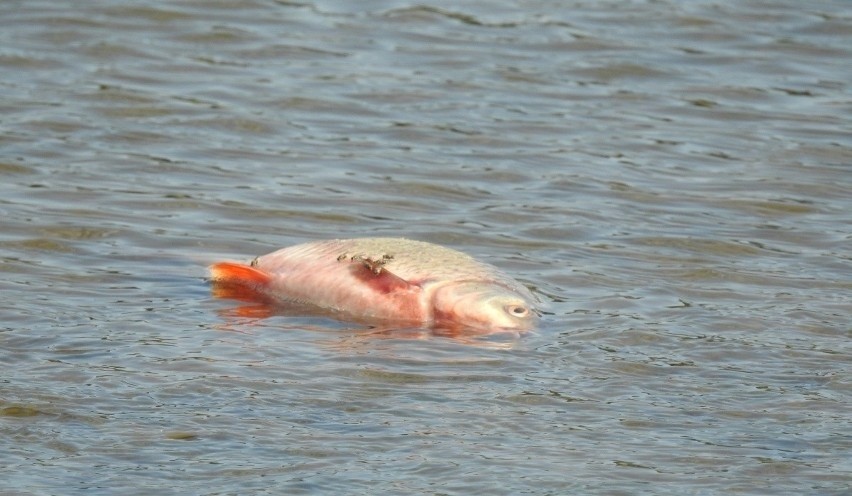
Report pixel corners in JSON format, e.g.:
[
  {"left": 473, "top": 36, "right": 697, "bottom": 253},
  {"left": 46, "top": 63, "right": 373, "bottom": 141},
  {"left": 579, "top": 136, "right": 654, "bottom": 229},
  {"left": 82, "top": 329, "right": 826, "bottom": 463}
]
[{"left": 209, "top": 237, "right": 539, "bottom": 334}]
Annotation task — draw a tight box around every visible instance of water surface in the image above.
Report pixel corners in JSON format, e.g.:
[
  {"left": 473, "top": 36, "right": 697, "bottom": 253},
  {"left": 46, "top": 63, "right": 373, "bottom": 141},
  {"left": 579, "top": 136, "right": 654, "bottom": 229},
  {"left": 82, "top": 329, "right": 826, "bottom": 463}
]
[{"left": 1, "top": 1, "right": 850, "bottom": 494}]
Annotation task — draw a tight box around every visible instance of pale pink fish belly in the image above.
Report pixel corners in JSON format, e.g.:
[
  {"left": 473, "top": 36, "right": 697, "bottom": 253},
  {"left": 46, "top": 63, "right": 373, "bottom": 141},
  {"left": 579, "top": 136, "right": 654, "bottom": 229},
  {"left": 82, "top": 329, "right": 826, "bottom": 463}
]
[{"left": 210, "top": 238, "right": 538, "bottom": 332}]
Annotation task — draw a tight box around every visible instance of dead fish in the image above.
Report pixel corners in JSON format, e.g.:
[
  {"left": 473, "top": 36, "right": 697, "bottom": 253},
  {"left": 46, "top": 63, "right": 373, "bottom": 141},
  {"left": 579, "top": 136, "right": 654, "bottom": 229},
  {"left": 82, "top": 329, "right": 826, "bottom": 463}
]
[{"left": 209, "top": 237, "right": 538, "bottom": 333}]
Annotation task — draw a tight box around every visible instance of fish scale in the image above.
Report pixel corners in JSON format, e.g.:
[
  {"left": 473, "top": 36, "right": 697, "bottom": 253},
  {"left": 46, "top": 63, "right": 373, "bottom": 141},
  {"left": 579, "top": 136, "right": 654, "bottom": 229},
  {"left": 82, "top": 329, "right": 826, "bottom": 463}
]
[{"left": 260, "top": 238, "right": 510, "bottom": 285}]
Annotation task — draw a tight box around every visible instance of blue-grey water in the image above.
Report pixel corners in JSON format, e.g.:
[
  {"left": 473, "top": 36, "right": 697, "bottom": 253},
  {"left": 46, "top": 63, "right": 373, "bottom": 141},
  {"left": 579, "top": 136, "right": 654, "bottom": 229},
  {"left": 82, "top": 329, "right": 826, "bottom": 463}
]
[{"left": 1, "top": 1, "right": 850, "bottom": 494}]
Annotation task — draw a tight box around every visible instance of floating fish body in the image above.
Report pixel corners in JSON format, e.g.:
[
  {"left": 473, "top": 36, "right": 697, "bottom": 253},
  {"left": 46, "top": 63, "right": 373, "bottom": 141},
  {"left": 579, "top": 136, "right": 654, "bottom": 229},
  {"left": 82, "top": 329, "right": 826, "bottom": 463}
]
[{"left": 209, "top": 237, "right": 538, "bottom": 332}]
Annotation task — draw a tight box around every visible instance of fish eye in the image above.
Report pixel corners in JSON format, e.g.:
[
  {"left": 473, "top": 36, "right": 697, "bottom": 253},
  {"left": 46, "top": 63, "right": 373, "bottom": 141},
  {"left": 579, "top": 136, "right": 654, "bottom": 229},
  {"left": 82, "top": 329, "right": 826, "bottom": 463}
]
[{"left": 505, "top": 304, "right": 530, "bottom": 318}]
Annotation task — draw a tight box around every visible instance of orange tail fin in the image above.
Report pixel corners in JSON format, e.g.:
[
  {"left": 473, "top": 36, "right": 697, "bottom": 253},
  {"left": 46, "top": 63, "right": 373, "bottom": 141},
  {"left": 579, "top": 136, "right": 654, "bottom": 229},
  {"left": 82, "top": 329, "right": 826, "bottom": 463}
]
[{"left": 209, "top": 262, "right": 272, "bottom": 287}]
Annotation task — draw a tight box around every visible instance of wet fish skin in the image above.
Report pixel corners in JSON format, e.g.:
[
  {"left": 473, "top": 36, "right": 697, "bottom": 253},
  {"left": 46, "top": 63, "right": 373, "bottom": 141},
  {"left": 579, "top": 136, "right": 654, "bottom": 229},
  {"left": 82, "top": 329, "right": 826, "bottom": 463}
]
[{"left": 209, "top": 237, "right": 538, "bottom": 332}]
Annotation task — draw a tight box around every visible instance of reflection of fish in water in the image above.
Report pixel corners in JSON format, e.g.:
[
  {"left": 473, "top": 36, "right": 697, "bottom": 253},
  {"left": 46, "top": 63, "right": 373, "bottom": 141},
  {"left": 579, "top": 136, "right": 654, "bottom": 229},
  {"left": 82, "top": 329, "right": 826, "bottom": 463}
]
[{"left": 209, "top": 238, "right": 539, "bottom": 334}]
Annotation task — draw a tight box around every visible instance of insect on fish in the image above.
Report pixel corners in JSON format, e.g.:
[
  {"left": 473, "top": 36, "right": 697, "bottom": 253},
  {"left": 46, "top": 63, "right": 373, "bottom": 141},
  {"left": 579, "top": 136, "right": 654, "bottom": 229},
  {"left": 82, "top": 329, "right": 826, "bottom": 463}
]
[{"left": 209, "top": 237, "right": 539, "bottom": 333}]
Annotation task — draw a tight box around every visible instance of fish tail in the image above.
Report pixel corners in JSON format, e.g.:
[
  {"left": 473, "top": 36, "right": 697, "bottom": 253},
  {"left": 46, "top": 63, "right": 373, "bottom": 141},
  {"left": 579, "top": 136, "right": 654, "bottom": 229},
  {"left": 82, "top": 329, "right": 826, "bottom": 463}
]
[{"left": 209, "top": 262, "right": 272, "bottom": 287}]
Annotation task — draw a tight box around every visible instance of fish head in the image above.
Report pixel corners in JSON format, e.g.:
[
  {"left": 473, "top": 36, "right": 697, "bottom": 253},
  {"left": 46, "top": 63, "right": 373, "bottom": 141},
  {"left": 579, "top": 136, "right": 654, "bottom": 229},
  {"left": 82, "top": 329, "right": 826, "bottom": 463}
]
[{"left": 432, "top": 281, "right": 537, "bottom": 332}]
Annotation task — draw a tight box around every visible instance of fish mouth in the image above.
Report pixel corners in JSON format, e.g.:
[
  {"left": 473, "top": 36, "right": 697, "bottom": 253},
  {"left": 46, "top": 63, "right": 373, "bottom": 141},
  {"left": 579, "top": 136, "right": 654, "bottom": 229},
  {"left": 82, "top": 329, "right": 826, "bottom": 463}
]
[{"left": 431, "top": 312, "right": 536, "bottom": 336}]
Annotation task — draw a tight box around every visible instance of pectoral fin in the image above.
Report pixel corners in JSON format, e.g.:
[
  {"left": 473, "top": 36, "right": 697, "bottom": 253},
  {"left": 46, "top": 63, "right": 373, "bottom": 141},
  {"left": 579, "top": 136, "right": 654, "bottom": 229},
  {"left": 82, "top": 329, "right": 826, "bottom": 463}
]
[{"left": 345, "top": 257, "right": 418, "bottom": 294}]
